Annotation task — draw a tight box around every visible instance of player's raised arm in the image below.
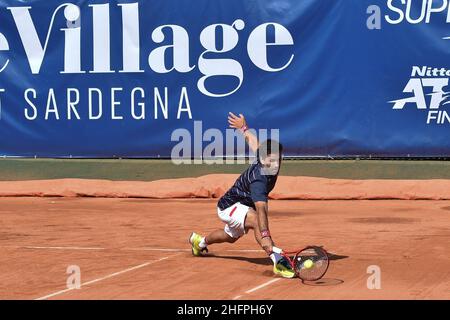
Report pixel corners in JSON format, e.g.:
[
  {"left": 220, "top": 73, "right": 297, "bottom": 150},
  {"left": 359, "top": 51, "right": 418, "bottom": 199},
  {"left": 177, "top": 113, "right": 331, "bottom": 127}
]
[{"left": 228, "top": 112, "right": 259, "bottom": 153}]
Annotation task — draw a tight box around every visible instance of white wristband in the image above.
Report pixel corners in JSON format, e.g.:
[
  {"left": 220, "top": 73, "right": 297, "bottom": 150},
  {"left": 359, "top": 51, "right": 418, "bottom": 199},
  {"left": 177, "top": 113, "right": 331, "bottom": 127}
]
[{"left": 272, "top": 246, "right": 282, "bottom": 254}]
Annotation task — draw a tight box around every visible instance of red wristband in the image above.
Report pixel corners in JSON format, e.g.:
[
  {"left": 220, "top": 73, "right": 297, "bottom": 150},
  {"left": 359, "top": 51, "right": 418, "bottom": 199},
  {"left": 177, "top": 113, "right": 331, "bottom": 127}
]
[
  {"left": 241, "top": 124, "right": 248, "bottom": 133},
  {"left": 261, "top": 230, "right": 271, "bottom": 239}
]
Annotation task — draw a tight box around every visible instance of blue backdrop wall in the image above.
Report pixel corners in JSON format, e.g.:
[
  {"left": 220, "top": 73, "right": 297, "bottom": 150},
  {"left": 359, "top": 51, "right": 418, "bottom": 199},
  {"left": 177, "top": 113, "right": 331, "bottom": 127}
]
[{"left": 0, "top": 0, "right": 449, "bottom": 157}]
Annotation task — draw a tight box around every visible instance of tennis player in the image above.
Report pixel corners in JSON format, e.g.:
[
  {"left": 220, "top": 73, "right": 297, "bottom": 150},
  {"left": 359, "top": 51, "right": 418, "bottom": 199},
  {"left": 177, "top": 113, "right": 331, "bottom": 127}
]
[{"left": 189, "top": 112, "right": 295, "bottom": 278}]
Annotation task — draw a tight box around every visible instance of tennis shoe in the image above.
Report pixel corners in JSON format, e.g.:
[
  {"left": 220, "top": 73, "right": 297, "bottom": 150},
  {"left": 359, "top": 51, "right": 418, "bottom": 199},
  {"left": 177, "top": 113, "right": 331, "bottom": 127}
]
[
  {"left": 273, "top": 257, "right": 296, "bottom": 278},
  {"left": 189, "top": 232, "right": 208, "bottom": 256}
]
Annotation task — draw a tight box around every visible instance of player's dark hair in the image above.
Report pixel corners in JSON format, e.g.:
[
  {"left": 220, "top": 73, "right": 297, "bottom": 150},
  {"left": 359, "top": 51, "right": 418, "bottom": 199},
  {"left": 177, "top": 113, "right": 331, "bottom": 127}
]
[{"left": 257, "top": 139, "right": 283, "bottom": 161}]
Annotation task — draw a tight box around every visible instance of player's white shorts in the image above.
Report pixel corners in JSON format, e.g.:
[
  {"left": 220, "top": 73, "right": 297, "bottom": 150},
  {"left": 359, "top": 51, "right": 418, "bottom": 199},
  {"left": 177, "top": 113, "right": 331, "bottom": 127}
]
[{"left": 217, "top": 202, "right": 251, "bottom": 239}]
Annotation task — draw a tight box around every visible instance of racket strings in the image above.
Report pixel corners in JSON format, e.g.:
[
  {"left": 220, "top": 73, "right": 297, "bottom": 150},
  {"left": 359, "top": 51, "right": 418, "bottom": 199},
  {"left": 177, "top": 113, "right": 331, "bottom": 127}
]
[{"left": 293, "top": 247, "right": 329, "bottom": 281}]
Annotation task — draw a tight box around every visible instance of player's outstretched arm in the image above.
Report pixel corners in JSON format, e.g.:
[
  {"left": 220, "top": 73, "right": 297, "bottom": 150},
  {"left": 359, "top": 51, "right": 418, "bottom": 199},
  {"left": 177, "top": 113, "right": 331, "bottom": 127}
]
[
  {"left": 228, "top": 112, "right": 259, "bottom": 153},
  {"left": 254, "top": 201, "right": 274, "bottom": 254}
]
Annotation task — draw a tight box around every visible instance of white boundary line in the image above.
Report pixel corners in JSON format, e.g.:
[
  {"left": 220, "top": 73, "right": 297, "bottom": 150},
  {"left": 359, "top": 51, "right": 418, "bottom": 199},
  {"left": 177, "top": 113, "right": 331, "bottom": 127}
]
[
  {"left": 26, "top": 246, "right": 106, "bottom": 250},
  {"left": 126, "top": 248, "right": 265, "bottom": 253},
  {"left": 35, "top": 254, "right": 179, "bottom": 300},
  {"left": 245, "top": 278, "right": 281, "bottom": 294},
  {"left": 1, "top": 245, "right": 106, "bottom": 251},
  {"left": 225, "top": 249, "right": 264, "bottom": 253},
  {"left": 3, "top": 245, "right": 265, "bottom": 253},
  {"left": 233, "top": 278, "right": 281, "bottom": 300},
  {"left": 125, "top": 248, "right": 190, "bottom": 252}
]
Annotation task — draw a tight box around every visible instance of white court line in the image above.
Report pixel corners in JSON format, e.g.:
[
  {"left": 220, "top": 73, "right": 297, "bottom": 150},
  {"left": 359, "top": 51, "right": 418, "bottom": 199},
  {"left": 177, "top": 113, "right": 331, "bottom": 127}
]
[
  {"left": 226, "top": 249, "right": 265, "bottom": 253},
  {"left": 1, "top": 245, "right": 106, "bottom": 251},
  {"left": 3, "top": 245, "right": 265, "bottom": 253},
  {"left": 126, "top": 247, "right": 265, "bottom": 253},
  {"left": 233, "top": 278, "right": 281, "bottom": 300},
  {"left": 25, "top": 246, "right": 106, "bottom": 250},
  {"left": 125, "top": 248, "right": 190, "bottom": 252},
  {"left": 245, "top": 278, "right": 281, "bottom": 293},
  {"left": 35, "top": 255, "right": 178, "bottom": 300}
]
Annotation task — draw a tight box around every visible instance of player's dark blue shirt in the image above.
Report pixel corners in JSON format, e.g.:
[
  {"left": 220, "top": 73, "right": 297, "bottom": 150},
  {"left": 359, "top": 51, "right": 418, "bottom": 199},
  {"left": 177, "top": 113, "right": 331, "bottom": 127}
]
[{"left": 217, "top": 161, "right": 278, "bottom": 210}]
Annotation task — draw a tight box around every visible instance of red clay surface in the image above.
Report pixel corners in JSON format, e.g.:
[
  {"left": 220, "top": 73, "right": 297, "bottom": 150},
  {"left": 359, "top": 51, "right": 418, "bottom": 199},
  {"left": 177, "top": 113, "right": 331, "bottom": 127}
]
[{"left": 0, "top": 197, "right": 449, "bottom": 300}]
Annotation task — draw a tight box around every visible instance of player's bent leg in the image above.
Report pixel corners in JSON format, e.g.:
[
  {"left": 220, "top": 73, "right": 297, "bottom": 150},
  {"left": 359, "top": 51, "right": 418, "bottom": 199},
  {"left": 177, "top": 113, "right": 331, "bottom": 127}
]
[
  {"left": 205, "top": 229, "right": 239, "bottom": 245},
  {"left": 244, "top": 209, "right": 263, "bottom": 247},
  {"left": 190, "top": 203, "right": 249, "bottom": 256},
  {"left": 190, "top": 229, "right": 240, "bottom": 257}
]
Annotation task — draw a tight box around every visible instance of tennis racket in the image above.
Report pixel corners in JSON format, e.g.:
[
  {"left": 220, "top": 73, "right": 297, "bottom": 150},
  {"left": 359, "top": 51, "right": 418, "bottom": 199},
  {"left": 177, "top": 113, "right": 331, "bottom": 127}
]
[{"left": 281, "top": 246, "right": 329, "bottom": 281}]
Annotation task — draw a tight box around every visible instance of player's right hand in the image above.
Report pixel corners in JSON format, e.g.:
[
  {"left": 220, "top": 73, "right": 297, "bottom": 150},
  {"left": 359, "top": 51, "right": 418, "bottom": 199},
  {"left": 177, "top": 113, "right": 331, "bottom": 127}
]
[
  {"left": 261, "top": 236, "right": 274, "bottom": 255},
  {"left": 228, "top": 112, "right": 246, "bottom": 129}
]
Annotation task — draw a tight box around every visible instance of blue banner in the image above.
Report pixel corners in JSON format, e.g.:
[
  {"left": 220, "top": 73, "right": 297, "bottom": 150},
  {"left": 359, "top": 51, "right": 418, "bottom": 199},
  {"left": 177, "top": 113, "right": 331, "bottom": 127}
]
[{"left": 0, "top": 0, "right": 449, "bottom": 158}]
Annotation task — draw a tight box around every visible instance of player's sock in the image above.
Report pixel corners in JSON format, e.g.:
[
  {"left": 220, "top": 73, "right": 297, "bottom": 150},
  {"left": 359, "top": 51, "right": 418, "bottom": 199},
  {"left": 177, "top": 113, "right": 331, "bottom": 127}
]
[{"left": 199, "top": 237, "right": 208, "bottom": 249}]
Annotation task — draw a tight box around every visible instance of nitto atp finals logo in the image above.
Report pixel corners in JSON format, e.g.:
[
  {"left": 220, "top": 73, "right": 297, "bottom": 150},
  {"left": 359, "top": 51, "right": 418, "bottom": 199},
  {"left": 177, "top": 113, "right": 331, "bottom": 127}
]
[{"left": 390, "top": 66, "right": 450, "bottom": 124}]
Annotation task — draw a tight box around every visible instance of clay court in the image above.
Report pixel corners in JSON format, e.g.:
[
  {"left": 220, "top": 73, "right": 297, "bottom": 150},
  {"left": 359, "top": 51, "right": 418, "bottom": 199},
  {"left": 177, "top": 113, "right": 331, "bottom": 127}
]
[{"left": 1, "top": 195, "right": 449, "bottom": 300}]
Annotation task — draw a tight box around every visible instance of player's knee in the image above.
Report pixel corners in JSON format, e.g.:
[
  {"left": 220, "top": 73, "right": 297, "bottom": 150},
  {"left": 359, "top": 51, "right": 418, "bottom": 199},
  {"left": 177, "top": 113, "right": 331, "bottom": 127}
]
[
  {"left": 227, "top": 236, "right": 239, "bottom": 243},
  {"left": 244, "top": 209, "right": 257, "bottom": 229}
]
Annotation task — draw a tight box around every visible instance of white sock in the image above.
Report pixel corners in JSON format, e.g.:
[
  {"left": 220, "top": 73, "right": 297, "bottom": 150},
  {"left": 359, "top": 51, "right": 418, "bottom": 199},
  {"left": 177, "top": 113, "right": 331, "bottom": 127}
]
[{"left": 199, "top": 237, "right": 207, "bottom": 248}]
